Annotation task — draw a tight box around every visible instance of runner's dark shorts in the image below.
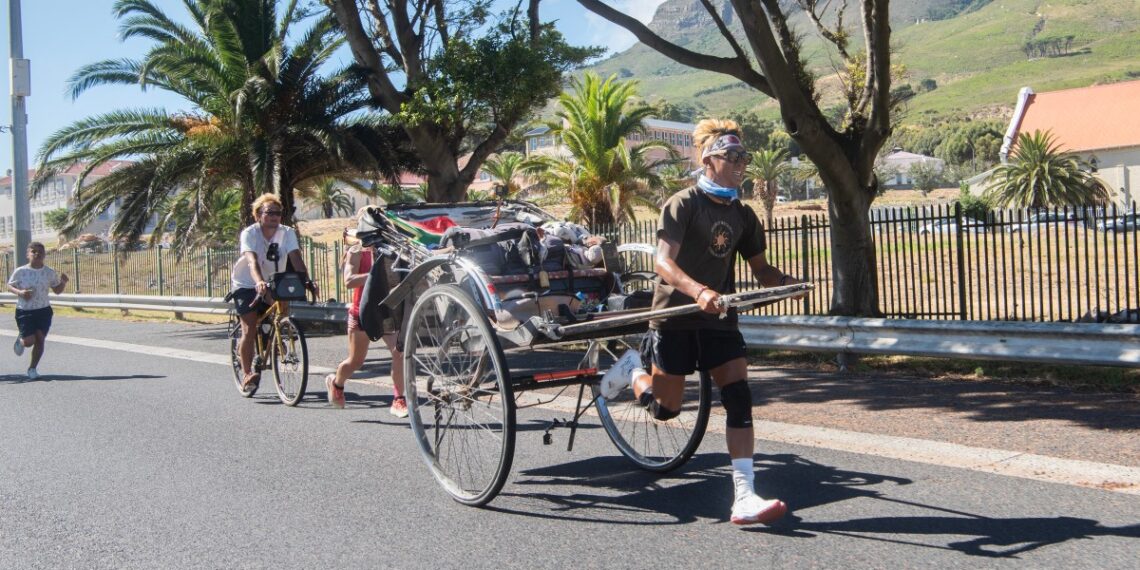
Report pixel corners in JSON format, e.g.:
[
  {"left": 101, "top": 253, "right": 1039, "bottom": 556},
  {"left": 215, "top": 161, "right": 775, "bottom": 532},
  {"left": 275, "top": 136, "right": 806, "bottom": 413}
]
[
  {"left": 231, "top": 287, "right": 271, "bottom": 316},
  {"left": 15, "top": 306, "right": 53, "bottom": 338},
  {"left": 650, "top": 328, "right": 747, "bottom": 376}
]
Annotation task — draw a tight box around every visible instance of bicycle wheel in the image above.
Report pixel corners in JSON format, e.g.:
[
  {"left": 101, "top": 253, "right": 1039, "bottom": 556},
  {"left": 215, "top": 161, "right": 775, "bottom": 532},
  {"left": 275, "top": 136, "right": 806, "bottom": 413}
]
[
  {"left": 229, "top": 314, "right": 256, "bottom": 397},
  {"left": 404, "top": 283, "right": 514, "bottom": 507},
  {"left": 271, "top": 317, "right": 308, "bottom": 406},
  {"left": 594, "top": 338, "right": 712, "bottom": 472}
]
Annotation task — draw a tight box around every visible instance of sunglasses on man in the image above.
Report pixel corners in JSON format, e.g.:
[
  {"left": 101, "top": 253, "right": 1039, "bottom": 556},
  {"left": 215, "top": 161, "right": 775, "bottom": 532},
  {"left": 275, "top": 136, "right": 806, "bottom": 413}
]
[{"left": 713, "top": 151, "right": 753, "bottom": 165}]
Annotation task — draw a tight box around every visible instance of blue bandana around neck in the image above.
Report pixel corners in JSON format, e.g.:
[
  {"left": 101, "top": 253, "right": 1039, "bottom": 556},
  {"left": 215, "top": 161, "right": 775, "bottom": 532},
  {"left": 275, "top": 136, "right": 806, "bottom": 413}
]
[{"left": 697, "top": 175, "right": 739, "bottom": 202}]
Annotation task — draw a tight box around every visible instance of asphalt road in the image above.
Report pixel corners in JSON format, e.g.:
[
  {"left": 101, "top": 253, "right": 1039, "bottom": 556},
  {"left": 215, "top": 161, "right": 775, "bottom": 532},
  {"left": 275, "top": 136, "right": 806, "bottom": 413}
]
[{"left": 1, "top": 315, "right": 1138, "bottom": 569}]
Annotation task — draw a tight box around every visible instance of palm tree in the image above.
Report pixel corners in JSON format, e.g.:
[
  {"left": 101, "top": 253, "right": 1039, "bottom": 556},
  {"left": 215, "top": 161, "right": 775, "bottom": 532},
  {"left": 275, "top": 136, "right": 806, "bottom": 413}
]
[
  {"left": 367, "top": 182, "right": 417, "bottom": 205},
  {"left": 657, "top": 163, "right": 696, "bottom": 203},
  {"left": 745, "top": 148, "right": 792, "bottom": 226},
  {"left": 527, "top": 72, "right": 676, "bottom": 226},
  {"left": 298, "top": 178, "right": 355, "bottom": 218},
  {"left": 32, "top": 0, "right": 416, "bottom": 246},
  {"left": 986, "top": 130, "right": 1108, "bottom": 208},
  {"left": 481, "top": 152, "right": 532, "bottom": 197},
  {"left": 158, "top": 186, "right": 243, "bottom": 249}
]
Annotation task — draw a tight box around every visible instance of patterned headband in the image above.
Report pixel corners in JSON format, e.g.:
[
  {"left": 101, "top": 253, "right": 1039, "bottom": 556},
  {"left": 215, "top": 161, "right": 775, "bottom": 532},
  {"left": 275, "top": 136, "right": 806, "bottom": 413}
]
[{"left": 702, "top": 134, "right": 745, "bottom": 159}]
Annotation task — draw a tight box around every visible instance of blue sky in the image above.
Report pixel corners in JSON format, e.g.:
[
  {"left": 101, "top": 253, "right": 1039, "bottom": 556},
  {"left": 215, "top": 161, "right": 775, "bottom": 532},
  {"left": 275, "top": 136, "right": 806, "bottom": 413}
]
[{"left": 0, "top": 0, "right": 665, "bottom": 174}]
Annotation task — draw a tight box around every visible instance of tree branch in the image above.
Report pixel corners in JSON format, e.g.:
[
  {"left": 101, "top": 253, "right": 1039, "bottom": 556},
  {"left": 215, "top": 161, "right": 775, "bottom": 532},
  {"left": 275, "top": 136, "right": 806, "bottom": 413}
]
[
  {"left": 576, "top": 0, "right": 771, "bottom": 96},
  {"left": 329, "top": 0, "right": 405, "bottom": 111},
  {"left": 433, "top": 0, "right": 449, "bottom": 46},
  {"left": 364, "top": 0, "right": 403, "bottom": 67},
  {"left": 698, "top": 0, "right": 749, "bottom": 62},
  {"left": 799, "top": 0, "right": 850, "bottom": 60},
  {"left": 527, "top": 0, "right": 539, "bottom": 44},
  {"left": 389, "top": 0, "right": 424, "bottom": 81},
  {"left": 861, "top": 0, "right": 891, "bottom": 164}
]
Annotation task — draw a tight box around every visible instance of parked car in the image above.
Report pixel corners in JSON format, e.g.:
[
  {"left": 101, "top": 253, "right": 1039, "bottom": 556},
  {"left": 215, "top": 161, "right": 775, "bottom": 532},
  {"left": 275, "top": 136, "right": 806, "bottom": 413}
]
[
  {"left": 918, "top": 217, "right": 988, "bottom": 235},
  {"left": 1095, "top": 213, "right": 1140, "bottom": 232},
  {"left": 1006, "top": 211, "right": 1075, "bottom": 233}
]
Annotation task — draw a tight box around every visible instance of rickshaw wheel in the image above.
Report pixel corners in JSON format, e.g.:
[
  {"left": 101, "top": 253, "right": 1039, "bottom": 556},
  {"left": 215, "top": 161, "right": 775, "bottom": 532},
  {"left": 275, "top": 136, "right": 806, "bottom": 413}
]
[
  {"left": 404, "top": 283, "right": 515, "bottom": 506},
  {"left": 594, "top": 337, "right": 712, "bottom": 472}
]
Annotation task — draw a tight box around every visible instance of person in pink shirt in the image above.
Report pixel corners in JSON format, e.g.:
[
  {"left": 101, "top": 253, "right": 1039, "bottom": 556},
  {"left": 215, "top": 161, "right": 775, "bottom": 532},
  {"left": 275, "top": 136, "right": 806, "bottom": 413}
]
[{"left": 325, "top": 224, "right": 407, "bottom": 417}]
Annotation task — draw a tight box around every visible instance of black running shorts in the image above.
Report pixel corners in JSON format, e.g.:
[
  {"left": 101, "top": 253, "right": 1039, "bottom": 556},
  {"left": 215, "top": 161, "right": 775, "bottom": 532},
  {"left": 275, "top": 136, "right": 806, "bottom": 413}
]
[
  {"left": 15, "top": 306, "right": 53, "bottom": 338},
  {"left": 650, "top": 328, "right": 747, "bottom": 376}
]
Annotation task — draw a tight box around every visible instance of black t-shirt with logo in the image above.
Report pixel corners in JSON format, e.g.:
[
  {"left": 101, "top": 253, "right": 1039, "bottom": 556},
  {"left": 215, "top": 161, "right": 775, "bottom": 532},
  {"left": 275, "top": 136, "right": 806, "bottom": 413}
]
[{"left": 650, "top": 186, "right": 766, "bottom": 330}]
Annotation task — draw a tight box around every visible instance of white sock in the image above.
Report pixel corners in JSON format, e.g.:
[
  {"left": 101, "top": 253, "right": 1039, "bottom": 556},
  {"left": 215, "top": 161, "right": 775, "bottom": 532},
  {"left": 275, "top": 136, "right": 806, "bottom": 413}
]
[
  {"left": 731, "top": 457, "right": 755, "bottom": 500},
  {"left": 630, "top": 368, "right": 648, "bottom": 389}
]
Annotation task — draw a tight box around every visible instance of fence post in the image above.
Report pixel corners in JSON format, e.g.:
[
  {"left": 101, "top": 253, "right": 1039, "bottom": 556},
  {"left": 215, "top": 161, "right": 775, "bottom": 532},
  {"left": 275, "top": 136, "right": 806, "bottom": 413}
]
[
  {"left": 112, "top": 244, "right": 120, "bottom": 294},
  {"left": 72, "top": 248, "right": 80, "bottom": 293},
  {"left": 157, "top": 246, "right": 165, "bottom": 297},
  {"left": 954, "top": 202, "right": 968, "bottom": 319},
  {"left": 801, "top": 214, "right": 811, "bottom": 314},
  {"left": 308, "top": 240, "right": 316, "bottom": 293},
  {"left": 334, "top": 240, "right": 342, "bottom": 303},
  {"left": 205, "top": 247, "right": 213, "bottom": 297}
]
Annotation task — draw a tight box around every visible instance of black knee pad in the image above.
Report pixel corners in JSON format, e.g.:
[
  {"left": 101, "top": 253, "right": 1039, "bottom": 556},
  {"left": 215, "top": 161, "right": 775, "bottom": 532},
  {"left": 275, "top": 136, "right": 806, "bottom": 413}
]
[
  {"left": 638, "top": 390, "right": 681, "bottom": 421},
  {"left": 720, "top": 380, "right": 753, "bottom": 428}
]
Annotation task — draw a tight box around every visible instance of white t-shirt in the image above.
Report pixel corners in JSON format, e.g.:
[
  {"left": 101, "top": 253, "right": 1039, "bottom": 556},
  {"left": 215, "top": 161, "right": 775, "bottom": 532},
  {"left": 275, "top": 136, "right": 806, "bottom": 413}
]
[
  {"left": 8, "top": 265, "right": 62, "bottom": 310},
  {"left": 231, "top": 223, "right": 301, "bottom": 289}
]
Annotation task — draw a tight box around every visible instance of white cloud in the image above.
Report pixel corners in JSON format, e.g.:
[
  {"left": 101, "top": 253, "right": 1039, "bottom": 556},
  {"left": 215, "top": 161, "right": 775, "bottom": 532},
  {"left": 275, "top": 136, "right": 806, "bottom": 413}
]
[{"left": 582, "top": 0, "right": 668, "bottom": 55}]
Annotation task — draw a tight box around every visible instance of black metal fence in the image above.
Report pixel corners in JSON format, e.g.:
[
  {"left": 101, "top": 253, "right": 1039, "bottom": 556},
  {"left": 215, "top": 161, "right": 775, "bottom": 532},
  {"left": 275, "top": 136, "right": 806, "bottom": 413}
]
[
  {"left": 595, "top": 202, "right": 1140, "bottom": 322},
  {"left": 1, "top": 238, "right": 350, "bottom": 305},
  {"left": 5, "top": 203, "right": 1138, "bottom": 323}
]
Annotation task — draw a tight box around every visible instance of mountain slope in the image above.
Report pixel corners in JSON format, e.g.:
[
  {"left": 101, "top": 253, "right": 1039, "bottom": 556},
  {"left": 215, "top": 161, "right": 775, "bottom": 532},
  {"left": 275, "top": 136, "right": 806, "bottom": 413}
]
[{"left": 584, "top": 0, "right": 1140, "bottom": 121}]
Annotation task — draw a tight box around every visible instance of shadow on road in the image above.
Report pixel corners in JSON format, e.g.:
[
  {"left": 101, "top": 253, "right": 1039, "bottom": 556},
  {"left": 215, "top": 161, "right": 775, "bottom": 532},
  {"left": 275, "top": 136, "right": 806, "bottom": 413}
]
[
  {"left": 752, "top": 369, "right": 1140, "bottom": 431},
  {"left": 499, "top": 451, "right": 1138, "bottom": 558},
  {"left": 0, "top": 373, "right": 163, "bottom": 383}
]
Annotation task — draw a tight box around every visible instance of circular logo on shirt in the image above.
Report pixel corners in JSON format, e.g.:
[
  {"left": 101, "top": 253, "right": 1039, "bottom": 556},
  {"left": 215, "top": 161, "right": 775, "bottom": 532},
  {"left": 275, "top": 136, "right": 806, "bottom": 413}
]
[{"left": 708, "top": 220, "right": 733, "bottom": 258}]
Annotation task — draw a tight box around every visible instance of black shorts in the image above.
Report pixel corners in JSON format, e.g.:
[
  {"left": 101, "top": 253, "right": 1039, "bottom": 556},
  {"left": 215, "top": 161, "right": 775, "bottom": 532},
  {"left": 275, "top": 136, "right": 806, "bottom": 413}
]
[
  {"left": 231, "top": 288, "right": 271, "bottom": 316},
  {"left": 15, "top": 306, "right": 53, "bottom": 338},
  {"left": 650, "top": 328, "right": 747, "bottom": 376}
]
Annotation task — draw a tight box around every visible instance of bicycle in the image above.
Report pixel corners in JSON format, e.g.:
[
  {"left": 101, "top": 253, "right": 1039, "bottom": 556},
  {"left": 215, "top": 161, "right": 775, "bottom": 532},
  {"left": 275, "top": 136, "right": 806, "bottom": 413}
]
[{"left": 226, "top": 285, "right": 310, "bottom": 406}]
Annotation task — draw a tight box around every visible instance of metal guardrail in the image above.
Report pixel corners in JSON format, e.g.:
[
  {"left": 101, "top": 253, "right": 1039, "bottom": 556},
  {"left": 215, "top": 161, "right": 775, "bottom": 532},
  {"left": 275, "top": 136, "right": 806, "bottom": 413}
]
[
  {"left": 0, "top": 293, "right": 347, "bottom": 323},
  {"left": 2, "top": 294, "right": 1137, "bottom": 367},
  {"left": 738, "top": 315, "right": 1140, "bottom": 368}
]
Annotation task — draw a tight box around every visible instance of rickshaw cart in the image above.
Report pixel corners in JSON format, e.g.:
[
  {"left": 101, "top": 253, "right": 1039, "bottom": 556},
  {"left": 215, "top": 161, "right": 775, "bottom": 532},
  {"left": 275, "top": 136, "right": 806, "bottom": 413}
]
[{"left": 358, "top": 200, "right": 811, "bottom": 506}]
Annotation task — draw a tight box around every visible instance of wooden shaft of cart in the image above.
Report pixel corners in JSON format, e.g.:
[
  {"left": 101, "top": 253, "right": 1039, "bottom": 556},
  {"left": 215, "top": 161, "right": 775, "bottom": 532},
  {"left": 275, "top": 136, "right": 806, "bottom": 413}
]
[{"left": 544, "top": 283, "right": 814, "bottom": 340}]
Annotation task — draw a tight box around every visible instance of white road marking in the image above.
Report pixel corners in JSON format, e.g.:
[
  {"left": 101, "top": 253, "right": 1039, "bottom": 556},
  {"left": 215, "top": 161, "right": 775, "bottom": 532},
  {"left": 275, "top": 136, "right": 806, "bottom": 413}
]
[
  {"left": 1, "top": 329, "right": 334, "bottom": 374},
  {"left": 6, "top": 329, "right": 1137, "bottom": 494}
]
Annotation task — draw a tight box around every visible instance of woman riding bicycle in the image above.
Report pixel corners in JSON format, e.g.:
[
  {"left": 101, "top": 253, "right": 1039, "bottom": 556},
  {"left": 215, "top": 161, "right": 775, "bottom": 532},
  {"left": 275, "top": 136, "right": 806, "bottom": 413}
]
[{"left": 231, "top": 193, "right": 318, "bottom": 393}]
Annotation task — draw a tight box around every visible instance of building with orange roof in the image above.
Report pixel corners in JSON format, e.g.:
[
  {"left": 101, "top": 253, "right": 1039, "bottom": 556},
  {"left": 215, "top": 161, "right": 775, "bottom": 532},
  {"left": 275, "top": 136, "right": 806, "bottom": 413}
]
[
  {"left": 1001, "top": 80, "right": 1140, "bottom": 206},
  {"left": 0, "top": 160, "right": 137, "bottom": 246}
]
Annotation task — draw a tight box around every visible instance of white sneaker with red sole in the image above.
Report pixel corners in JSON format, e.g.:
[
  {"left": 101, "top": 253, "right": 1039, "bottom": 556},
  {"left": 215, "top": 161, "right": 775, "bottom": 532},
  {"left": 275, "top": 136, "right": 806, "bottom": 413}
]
[{"left": 731, "top": 494, "right": 787, "bottom": 525}]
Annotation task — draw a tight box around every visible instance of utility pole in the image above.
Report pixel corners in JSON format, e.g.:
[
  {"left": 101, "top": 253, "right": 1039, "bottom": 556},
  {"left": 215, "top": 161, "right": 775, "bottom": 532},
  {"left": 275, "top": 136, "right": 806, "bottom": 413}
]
[{"left": 9, "top": 0, "right": 32, "bottom": 258}]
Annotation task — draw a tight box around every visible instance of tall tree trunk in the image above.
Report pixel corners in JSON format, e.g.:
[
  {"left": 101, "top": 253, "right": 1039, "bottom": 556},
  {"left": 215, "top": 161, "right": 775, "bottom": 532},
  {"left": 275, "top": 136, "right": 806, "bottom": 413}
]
[
  {"left": 239, "top": 174, "right": 257, "bottom": 228},
  {"left": 818, "top": 165, "right": 881, "bottom": 317},
  {"left": 411, "top": 126, "right": 473, "bottom": 202}
]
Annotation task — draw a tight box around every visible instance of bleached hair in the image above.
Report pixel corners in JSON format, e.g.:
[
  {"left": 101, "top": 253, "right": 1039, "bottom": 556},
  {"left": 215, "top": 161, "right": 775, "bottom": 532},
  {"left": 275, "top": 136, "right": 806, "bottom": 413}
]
[{"left": 693, "top": 119, "right": 743, "bottom": 153}]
